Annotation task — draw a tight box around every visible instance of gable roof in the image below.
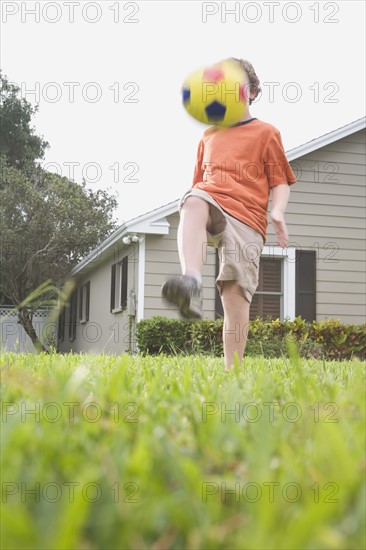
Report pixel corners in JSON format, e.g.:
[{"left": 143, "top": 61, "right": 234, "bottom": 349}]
[
  {"left": 72, "top": 116, "right": 365, "bottom": 276},
  {"left": 71, "top": 199, "right": 180, "bottom": 276},
  {"left": 286, "top": 116, "right": 365, "bottom": 161}
]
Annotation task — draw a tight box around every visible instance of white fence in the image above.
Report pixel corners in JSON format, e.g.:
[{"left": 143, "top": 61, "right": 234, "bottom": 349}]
[{"left": 0, "top": 307, "right": 57, "bottom": 353}]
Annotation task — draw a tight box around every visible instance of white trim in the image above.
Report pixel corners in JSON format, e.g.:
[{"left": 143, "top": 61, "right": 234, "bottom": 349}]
[
  {"left": 125, "top": 201, "right": 178, "bottom": 230},
  {"left": 136, "top": 238, "right": 145, "bottom": 322},
  {"left": 262, "top": 246, "right": 296, "bottom": 320},
  {"left": 71, "top": 207, "right": 178, "bottom": 276},
  {"left": 284, "top": 248, "right": 296, "bottom": 320},
  {"left": 130, "top": 217, "right": 171, "bottom": 235}
]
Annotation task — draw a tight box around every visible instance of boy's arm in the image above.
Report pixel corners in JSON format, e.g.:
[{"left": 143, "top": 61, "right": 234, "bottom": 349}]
[{"left": 270, "top": 183, "right": 290, "bottom": 248}]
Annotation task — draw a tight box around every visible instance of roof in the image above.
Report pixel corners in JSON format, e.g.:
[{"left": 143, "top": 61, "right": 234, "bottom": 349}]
[
  {"left": 71, "top": 200, "right": 180, "bottom": 276},
  {"left": 72, "top": 116, "right": 366, "bottom": 276},
  {"left": 286, "top": 116, "right": 365, "bottom": 161}
]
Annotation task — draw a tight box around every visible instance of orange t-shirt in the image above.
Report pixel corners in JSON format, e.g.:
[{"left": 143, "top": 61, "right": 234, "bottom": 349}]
[{"left": 192, "top": 118, "right": 297, "bottom": 240}]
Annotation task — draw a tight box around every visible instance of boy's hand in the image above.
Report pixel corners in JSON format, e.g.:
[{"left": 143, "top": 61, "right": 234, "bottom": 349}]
[
  {"left": 270, "top": 209, "right": 289, "bottom": 248},
  {"left": 270, "top": 184, "right": 290, "bottom": 248}
]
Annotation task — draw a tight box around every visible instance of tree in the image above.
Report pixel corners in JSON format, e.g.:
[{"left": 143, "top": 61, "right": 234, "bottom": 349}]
[
  {"left": 0, "top": 72, "right": 49, "bottom": 171},
  {"left": 0, "top": 70, "right": 119, "bottom": 351},
  {"left": 0, "top": 159, "right": 118, "bottom": 352}
]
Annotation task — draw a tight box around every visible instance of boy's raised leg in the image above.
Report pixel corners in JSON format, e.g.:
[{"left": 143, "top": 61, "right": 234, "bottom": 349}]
[
  {"left": 177, "top": 196, "right": 210, "bottom": 276},
  {"left": 162, "top": 196, "right": 210, "bottom": 319}
]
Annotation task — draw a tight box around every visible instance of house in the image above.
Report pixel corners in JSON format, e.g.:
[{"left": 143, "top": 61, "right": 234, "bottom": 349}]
[{"left": 58, "top": 117, "right": 366, "bottom": 354}]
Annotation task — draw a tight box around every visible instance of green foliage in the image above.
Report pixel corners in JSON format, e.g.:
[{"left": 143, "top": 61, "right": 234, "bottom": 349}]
[
  {"left": 190, "top": 319, "right": 224, "bottom": 356},
  {"left": 136, "top": 316, "right": 193, "bottom": 354},
  {"left": 0, "top": 158, "right": 118, "bottom": 303},
  {"left": 309, "top": 319, "right": 366, "bottom": 359},
  {"left": 0, "top": 72, "right": 49, "bottom": 170},
  {"left": 136, "top": 316, "right": 366, "bottom": 360},
  {"left": 1, "top": 352, "right": 365, "bottom": 549}
]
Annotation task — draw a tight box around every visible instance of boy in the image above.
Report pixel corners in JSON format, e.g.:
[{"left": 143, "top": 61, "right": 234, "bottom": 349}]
[{"left": 162, "top": 58, "right": 297, "bottom": 370}]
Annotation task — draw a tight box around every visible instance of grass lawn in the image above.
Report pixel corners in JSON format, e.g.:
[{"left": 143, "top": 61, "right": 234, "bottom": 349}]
[{"left": 1, "top": 351, "right": 365, "bottom": 549}]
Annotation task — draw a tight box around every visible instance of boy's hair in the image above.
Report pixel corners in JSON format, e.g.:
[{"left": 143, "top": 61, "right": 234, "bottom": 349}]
[{"left": 230, "top": 58, "right": 261, "bottom": 105}]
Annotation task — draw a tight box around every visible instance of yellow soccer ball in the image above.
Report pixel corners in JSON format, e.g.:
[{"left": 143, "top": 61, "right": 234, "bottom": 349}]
[{"left": 181, "top": 60, "right": 248, "bottom": 127}]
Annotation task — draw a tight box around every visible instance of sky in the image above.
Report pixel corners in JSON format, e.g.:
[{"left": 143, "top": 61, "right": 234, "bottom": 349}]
[{"left": 1, "top": 0, "right": 365, "bottom": 224}]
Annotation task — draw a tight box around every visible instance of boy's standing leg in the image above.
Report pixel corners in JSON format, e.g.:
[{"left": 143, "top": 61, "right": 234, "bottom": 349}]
[{"left": 220, "top": 281, "right": 250, "bottom": 370}]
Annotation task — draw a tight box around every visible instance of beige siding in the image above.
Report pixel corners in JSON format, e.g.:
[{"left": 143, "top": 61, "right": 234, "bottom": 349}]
[
  {"left": 59, "top": 243, "right": 138, "bottom": 354},
  {"left": 267, "top": 129, "right": 366, "bottom": 323},
  {"left": 143, "top": 213, "right": 217, "bottom": 321},
  {"left": 317, "top": 270, "right": 365, "bottom": 283}
]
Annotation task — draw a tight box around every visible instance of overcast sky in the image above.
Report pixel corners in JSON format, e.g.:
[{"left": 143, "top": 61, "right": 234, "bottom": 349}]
[{"left": 2, "top": 0, "right": 365, "bottom": 223}]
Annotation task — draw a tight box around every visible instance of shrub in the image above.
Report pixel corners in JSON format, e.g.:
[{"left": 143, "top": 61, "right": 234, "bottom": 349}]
[
  {"left": 310, "top": 319, "right": 366, "bottom": 360},
  {"left": 135, "top": 316, "right": 193, "bottom": 355},
  {"left": 190, "top": 319, "right": 223, "bottom": 356},
  {"left": 136, "top": 316, "right": 366, "bottom": 360}
]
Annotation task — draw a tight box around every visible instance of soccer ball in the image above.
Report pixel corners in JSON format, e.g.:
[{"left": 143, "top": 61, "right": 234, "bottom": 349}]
[{"left": 181, "top": 60, "right": 248, "bottom": 127}]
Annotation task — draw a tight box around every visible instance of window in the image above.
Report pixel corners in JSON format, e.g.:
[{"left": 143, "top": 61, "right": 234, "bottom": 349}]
[
  {"left": 111, "top": 256, "right": 128, "bottom": 312},
  {"left": 250, "top": 258, "right": 282, "bottom": 320},
  {"left": 79, "top": 281, "right": 90, "bottom": 323},
  {"left": 215, "top": 254, "right": 284, "bottom": 320},
  {"left": 69, "top": 290, "right": 77, "bottom": 341}
]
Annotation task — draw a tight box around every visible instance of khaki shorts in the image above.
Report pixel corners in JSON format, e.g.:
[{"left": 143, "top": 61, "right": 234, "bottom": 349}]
[{"left": 179, "top": 189, "right": 264, "bottom": 304}]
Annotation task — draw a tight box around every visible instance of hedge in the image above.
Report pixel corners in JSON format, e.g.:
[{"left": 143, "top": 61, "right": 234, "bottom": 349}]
[{"left": 135, "top": 316, "right": 366, "bottom": 360}]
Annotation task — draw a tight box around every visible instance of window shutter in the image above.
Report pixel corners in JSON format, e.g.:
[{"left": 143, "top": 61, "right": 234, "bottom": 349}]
[
  {"left": 295, "top": 250, "right": 316, "bottom": 321},
  {"left": 85, "top": 281, "right": 90, "bottom": 322},
  {"left": 58, "top": 308, "right": 65, "bottom": 342},
  {"left": 111, "top": 264, "right": 116, "bottom": 311},
  {"left": 79, "top": 286, "right": 83, "bottom": 321},
  {"left": 121, "top": 256, "right": 128, "bottom": 310},
  {"left": 69, "top": 290, "right": 77, "bottom": 341}
]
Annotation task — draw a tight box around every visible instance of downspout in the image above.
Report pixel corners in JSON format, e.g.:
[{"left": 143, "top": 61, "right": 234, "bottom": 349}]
[
  {"left": 128, "top": 237, "right": 145, "bottom": 352},
  {"left": 136, "top": 237, "right": 146, "bottom": 323}
]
